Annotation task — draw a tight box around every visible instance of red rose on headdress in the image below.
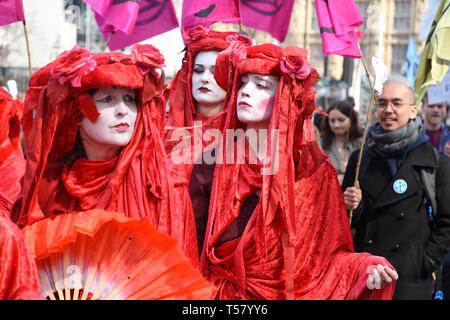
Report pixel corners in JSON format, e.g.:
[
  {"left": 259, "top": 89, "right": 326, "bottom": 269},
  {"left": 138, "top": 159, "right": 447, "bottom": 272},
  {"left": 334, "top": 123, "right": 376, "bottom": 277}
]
[
  {"left": 229, "top": 41, "right": 248, "bottom": 66},
  {"left": 50, "top": 46, "right": 97, "bottom": 87},
  {"left": 131, "top": 43, "right": 165, "bottom": 75},
  {"left": 183, "top": 25, "right": 209, "bottom": 45},
  {"left": 225, "top": 34, "right": 253, "bottom": 47},
  {"left": 224, "top": 34, "right": 252, "bottom": 66},
  {"left": 280, "top": 54, "right": 311, "bottom": 80}
]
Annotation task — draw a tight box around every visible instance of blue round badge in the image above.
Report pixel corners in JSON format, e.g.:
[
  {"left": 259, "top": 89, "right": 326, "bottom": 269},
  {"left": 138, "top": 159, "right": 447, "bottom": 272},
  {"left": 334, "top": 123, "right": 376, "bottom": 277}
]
[{"left": 393, "top": 179, "right": 408, "bottom": 194}]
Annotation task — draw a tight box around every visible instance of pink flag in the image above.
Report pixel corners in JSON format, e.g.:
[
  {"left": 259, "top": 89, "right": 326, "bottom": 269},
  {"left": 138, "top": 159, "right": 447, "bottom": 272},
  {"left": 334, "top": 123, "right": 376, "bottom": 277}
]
[
  {"left": 181, "top": 0, "right": 240, "bottom": 34},
  {"left": 239, "top": 0, "right": 295, "bottom": 43},
  {"left": 84, "top": 0, "right": 140, "bottom": 35},
  {"left": 315, "top": 0, "right": 363, "bottom": 58},
  {"left": 0, "top": 0, "right": 24, "bottom": 26},
  {"left": 85, "top": 0, "right": 179, "bottom": 51}
]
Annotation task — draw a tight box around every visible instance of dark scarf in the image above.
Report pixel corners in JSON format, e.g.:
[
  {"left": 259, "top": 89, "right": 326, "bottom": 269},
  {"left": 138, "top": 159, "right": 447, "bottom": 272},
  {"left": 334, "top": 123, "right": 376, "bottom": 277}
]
[{"left": 366, "top": 117, "right": 428, "bottom": 176}]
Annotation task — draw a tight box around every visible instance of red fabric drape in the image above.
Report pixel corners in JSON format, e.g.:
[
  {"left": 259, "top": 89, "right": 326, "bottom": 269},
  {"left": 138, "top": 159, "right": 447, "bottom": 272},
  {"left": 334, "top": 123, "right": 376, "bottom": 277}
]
[
  {"left": 200, "top": 44, "right": 396, "bottom": 299},
  {"left": 10, "top": 46, "right": 198, "bottom": 267},
  {"left": 0, "top": 215, "right": 44, "bottom": 300},
  {"left": 0, "top": 88, "right": 25, "bottom": 214}
]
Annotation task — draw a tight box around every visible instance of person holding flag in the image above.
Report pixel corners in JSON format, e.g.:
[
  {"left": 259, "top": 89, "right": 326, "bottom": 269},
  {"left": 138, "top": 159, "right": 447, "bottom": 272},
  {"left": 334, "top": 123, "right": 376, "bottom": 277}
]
[{"left": 342, "top": 75, "right": 450, "bottom": 299}]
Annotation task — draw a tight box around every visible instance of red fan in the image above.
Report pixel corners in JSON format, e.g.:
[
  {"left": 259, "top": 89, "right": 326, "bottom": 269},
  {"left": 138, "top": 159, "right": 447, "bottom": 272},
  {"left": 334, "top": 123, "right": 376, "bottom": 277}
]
[{"left": 23, "top": 209, "right": 214, "bottom": 300}]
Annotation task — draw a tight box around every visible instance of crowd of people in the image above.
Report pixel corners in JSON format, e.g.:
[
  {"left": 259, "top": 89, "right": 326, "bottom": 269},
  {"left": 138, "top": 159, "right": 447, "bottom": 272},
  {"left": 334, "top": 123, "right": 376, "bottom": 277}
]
[{"left": 0, "top": 25, "right": 449, "bottom": 300}]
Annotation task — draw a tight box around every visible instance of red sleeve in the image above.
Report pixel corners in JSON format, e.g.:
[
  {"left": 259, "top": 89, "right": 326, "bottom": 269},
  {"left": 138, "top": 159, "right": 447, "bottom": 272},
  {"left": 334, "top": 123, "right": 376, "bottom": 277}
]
[{"left": 0, "top": 216, "right": 44, "bottom": 300}]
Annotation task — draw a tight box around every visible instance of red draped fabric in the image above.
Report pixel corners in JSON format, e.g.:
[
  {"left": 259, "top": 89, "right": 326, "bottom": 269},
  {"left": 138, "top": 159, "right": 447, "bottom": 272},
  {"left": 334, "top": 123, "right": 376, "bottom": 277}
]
[
  {"left": 0, "top": 215, "right": 44, "bottom": 300},
  {"left": 10, "top": 45, "right": 198, "bottom": 267},
  {"left": 199, "top": 44, "right": 396, "bottom": 299},
  {"left": 0, "top": 88, "right": 25, "bottom": 214},
  {"left": 164, "top": 27, "right": 251, "bottom": 265}
]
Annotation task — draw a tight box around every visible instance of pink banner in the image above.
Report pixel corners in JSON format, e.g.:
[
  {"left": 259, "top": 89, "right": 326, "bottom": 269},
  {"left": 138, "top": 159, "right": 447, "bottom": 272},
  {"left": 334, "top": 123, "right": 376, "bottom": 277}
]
[
  {"left": 315, "top": 0, "right": 363, "bottom": 58},
  {"left": 84, "top": 0, "right": 140, "bottom": 35},
  {"left": 181, "top": 0, "right": 240, "bottom": 33},
  {"left": 0, "top": 0, "right": 24, "bottom": 26},
  {"left": 239, "top": 0, "right": 294, "bottom": 43},
  {"left": 85, "top": 0, "right": 179, "bottom": 51}
]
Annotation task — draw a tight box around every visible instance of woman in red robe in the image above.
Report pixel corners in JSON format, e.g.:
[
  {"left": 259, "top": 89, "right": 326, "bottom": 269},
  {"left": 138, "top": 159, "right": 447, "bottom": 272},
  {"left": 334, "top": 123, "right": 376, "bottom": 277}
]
[
  {"left": 190, "top": 43, "right": 398, "bottom": 299},
  {"left": 0, "top": 87, "right": 25, "bottom": 214},
  {"left": 164, "top": 26, "right": 252, "bottom": 258},
  {"left": 10, "top": 45, "right": 197, "bottom": 266}
]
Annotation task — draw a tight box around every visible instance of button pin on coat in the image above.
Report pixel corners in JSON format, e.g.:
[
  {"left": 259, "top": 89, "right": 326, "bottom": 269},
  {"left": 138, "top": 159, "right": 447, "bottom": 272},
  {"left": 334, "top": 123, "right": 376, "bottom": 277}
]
[{"left": 393, "top": 179, "right": 407, "bottom": 194}]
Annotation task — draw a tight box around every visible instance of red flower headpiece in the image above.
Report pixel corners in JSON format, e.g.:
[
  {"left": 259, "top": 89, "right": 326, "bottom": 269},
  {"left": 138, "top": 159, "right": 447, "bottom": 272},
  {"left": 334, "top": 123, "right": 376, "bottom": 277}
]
[
  {"left": 50, "top": 46, "right": 97, "bottom": 88},
  {"left": 183, "top": 25, "right": 210, "bottom": 45},
  {"left": 280, "top": 47, "right": 311, "bottom": 80},
  {"left": 225, "top": 34, "right": 253, "bottom": 67},
  {"left": 130, "top": 43, "right": 165, "bottom": 76}
]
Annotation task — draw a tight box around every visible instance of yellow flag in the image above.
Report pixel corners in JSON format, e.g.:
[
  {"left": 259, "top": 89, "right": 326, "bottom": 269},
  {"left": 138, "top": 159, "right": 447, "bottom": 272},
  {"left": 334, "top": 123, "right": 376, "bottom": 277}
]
[{"left": 414, "top": 0, "right": 450, "bottom": 105}]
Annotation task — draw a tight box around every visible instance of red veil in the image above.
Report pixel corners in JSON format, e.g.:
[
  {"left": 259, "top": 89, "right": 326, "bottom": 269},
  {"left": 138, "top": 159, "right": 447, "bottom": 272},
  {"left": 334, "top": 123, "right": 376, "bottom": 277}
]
[
  {"left": 0, "top": 87, "right": 25, "bottom": 215},
  {"left": 10, "top": 45, "right": 197, "bottom": 266},
  {"left": 199, "top": 44, "right": 396, "bottom": 299}
]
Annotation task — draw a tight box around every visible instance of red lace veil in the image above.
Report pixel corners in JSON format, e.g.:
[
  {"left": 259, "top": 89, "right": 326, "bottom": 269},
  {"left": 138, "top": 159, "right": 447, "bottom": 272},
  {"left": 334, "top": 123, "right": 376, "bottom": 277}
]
[
  {"left": 200, "top": 43, "right": 396, "bottom": 299},
  {"left": 9, "top": 45, "right": 196, "bottom": 262}
]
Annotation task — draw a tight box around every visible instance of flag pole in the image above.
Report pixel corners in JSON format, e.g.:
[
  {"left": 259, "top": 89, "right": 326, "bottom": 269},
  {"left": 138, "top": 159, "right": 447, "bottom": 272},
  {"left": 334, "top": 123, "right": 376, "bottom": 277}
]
[
  {"left": 348, "top": 44, "right": 376, "bottom": 225},
  {"left": 22, "top": 19, "right": 32, "bottom": 78},
  {"left": 104, "top": 31, "right": 115, "bottom": 51}
]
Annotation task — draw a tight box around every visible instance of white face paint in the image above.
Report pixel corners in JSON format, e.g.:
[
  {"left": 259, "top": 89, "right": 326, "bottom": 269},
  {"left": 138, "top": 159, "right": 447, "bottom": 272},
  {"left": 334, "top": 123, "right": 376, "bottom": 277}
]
[
  {"left": 236, "top": 73, "right": 280, "bottom": 127},
  {"left": 191, "top": 50, "right": 226, "bottom": 114},
  {"left": 79, "top": 86, "right": 138, "bottom": 160}
]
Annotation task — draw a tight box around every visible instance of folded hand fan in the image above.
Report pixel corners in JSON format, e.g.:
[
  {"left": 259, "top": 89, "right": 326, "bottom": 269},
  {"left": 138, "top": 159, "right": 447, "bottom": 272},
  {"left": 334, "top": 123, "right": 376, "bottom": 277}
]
[{"left": 23, "top": 209, "right": 214, "bottom": 300}]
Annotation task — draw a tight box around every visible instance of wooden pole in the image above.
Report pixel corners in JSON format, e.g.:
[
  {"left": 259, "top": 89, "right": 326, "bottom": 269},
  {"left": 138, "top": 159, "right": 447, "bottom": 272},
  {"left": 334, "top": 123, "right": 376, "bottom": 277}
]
[
  {"left": 104, "top": 31, "right": 114, "bottom": 51},
  {"left": 348, "top": 44, "right": 377, "bottom": 225},
  {"left": 22, "top": 20, "right": 32, "bottom": 78}
]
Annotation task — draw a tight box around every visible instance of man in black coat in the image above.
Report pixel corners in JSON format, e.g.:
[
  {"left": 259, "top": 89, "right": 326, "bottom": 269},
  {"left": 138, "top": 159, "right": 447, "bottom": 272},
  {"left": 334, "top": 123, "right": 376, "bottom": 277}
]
[{"left": 342, "top": 75, "right": 450, "bottom": 300}]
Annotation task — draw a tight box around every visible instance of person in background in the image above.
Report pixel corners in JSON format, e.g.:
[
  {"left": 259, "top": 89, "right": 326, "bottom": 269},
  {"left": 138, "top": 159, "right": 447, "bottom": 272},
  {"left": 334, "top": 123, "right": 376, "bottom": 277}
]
[
  {"left": 320, "top": 99, "right": 363, "bottom": 184},
  {"left": 421, "top": 93, "right": 450, "bottom": 299},
  {"left": 342, "top": 75, "right": 450, "bottom": 299},
  {"left": 421, "top": 93, "right": 450, "bottom": 157}
]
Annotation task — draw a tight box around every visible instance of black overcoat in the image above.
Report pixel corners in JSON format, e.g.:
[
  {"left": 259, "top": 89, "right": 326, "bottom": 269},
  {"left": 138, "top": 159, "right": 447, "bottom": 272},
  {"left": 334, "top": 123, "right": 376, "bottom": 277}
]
[{"left": 342, "top": 142, "right": 450, "bottom": 299}]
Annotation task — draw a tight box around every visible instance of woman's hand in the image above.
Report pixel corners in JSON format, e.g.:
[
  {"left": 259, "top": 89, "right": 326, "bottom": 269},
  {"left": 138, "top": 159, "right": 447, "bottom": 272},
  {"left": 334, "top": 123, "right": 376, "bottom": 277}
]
[{"left": 366, "top": 264, "right": 398, "bottom": 290}]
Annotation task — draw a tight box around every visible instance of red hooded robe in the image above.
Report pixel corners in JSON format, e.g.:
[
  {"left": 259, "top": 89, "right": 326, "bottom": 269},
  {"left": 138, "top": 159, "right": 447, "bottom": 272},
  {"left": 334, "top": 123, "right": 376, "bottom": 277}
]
[
  {"left": 194, "top": 43, "right": 396, "bottom": 299},
  {"left": 164, "top": 26, "right": 252, "bottom": 261},
  {"left": 10, "top": 45, "right": 198, "bottom": 267}
]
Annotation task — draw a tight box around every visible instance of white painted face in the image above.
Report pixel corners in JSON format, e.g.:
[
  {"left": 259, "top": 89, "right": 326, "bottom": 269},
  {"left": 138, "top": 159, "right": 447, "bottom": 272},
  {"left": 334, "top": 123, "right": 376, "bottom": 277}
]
[
  {"left": 79, "top": 86, "right": 138, "bottom": 159},
  {"left": 191, "top": 50, "right": 226, "bottom": 109},
  {"left": 236, "top": 73, "right": 280, "bottom": 127}
]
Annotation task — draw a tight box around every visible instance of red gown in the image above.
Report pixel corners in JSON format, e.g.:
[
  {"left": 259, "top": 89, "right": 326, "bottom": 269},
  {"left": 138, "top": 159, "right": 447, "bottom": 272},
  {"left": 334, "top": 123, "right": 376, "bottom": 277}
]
[
  {"left": 0, "top": 215, "right": 44, "bottom": 300},
  {"left": 11, "top": 45, "right": 198, "bottom": 267},
  {"left": 0, "top": 88, "right": 25, "bottom": 215},
  {"left": 196, "top": 43, "right": 396, "bottom": 299}
]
